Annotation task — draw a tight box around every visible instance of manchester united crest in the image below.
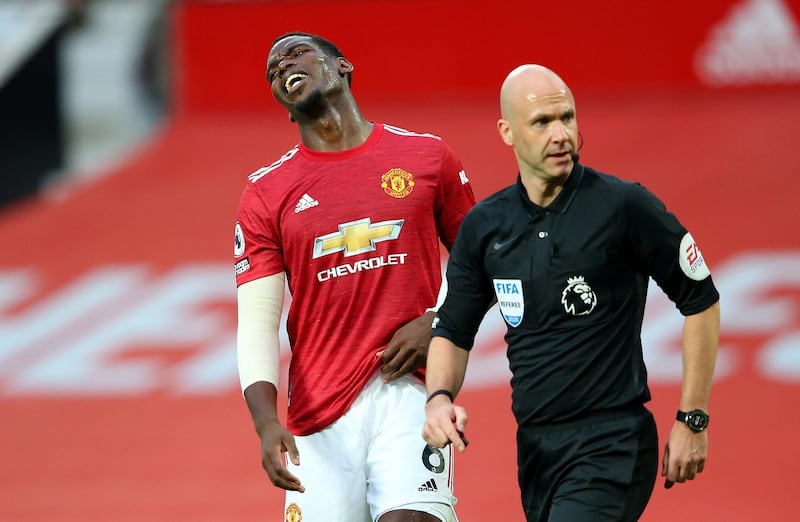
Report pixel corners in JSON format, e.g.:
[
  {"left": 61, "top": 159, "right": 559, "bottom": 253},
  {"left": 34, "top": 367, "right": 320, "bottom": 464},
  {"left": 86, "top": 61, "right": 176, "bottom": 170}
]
[
  {"left": 285, "top": 502, "right": 302, "bottom": 522},
  {"left": 381, "top": 168, "right": 415, "bottom": 198}
]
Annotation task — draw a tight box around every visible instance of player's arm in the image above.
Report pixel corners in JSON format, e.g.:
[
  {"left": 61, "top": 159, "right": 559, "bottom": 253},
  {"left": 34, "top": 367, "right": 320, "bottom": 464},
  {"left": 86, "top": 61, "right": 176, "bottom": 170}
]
[
  {"left": 422, "top": 336, "right": 470, "bottom": 452},
  {"left": 379, "top": 273, "right": 450, "bottom": 382},
  {"left": 662, "top": 300, "right": 720, "bottom": 488},
  {"left": 238, "top": 274, "right": 304, "bottom": 492},
  {"left": 378, "top": 310, "right": 436, "bottom": 383},
  {"left": 434, "top": 141, "right": 476, "bottom": 251}
]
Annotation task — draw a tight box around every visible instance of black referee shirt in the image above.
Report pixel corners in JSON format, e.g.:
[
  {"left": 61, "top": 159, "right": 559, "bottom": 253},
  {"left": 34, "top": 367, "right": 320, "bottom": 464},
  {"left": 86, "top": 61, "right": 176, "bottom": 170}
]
[{"left": 433, "top": 163, "right": 719, "bottom": 426}]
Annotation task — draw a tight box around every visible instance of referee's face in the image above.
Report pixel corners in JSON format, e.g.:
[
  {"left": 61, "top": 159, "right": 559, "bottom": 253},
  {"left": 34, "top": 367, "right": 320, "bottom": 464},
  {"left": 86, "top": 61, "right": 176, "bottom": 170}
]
[{"left": 499, "top": 89, "right": 578, "bottom": 183}]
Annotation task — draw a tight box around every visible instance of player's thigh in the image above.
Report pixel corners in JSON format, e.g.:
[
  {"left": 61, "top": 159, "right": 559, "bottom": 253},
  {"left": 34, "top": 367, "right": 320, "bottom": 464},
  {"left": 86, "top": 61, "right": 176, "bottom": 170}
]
[
  {"left": 377, "top": 505, "right": 455, "bottom": 522},
  {"left": 284, "top": 424, "right": 370, "bottom": 522},
  {"left": 367, "top": 374, "right": 458, "bottom": 522}
]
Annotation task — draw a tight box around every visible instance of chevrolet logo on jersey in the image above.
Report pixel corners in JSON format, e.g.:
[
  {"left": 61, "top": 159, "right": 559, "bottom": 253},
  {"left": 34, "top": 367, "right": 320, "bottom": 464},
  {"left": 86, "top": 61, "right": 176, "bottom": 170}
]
[{"left": 313, "top": 218, "right": 404, "bottom": 258}]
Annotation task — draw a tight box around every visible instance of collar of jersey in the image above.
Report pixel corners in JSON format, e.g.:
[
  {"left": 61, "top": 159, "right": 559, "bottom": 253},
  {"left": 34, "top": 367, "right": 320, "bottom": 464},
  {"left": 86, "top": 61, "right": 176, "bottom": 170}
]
[
  {"left": 515, "top": 162, "right": 584, "bottom": 216},
  {"left": 298, "top": 122, "right": 384, "bottom": 162}
]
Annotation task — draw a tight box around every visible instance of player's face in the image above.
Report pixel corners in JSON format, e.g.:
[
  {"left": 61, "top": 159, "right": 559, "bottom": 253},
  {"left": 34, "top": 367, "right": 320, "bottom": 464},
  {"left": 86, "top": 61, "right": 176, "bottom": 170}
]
[
  {"left": 266, "top": 36, "right": 348, "bottom": 114},
  {"left": 499, "top": 92, "right": 578, "bottom": 182}
]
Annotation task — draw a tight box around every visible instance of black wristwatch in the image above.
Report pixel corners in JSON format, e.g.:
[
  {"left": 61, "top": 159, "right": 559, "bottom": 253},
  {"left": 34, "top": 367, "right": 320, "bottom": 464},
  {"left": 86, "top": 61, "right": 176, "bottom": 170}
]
[{"left": 676, "top": 409, "right": 709, "bottom": 433}]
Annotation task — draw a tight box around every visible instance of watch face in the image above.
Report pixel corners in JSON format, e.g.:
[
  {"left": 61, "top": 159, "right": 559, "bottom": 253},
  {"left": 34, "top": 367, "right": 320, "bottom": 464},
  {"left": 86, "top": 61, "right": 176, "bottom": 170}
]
[{"left": 687, "top": 411, "right": 709, "bottom": 432}]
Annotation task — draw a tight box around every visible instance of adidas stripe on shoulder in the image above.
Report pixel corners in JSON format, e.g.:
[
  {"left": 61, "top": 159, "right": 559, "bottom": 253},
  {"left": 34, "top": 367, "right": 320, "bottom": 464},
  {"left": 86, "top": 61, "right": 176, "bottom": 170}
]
[
  {"left": 383, "top": 124, "right": 441, "bottom": 141},
  {"left": 248, "top": 146, "right": 300, "bottom": 183}
]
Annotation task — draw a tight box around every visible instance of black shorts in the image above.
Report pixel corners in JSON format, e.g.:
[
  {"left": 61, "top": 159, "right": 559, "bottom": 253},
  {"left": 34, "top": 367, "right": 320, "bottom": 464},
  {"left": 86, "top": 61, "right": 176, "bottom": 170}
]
[{"left": 516, "top": 405, "right": 659, "bottom": 522}]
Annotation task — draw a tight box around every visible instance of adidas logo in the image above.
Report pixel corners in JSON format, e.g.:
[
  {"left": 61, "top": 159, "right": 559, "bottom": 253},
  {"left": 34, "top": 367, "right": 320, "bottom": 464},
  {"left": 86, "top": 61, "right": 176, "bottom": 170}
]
[
  {"left": 695, "top": 0, "right": 800, "bottom": 85},
  {"left": 294, "top": 193, "right": 319, "bottom": 213},
  {"left": 418, "top": 478, "right": 439, "bottom": 492}
]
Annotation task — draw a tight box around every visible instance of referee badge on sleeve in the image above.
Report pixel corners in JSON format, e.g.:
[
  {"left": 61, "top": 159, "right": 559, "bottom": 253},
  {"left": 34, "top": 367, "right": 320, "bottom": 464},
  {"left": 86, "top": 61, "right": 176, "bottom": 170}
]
[{"left": 493, "top": 279, "right": 524, "bottom": 327}]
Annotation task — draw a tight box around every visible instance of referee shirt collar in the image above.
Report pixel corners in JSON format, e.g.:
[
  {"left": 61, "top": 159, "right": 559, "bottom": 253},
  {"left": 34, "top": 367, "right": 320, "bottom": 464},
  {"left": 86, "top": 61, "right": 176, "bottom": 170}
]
[{"left": 515, "top": 162, "right": 584, "bottom": 217}]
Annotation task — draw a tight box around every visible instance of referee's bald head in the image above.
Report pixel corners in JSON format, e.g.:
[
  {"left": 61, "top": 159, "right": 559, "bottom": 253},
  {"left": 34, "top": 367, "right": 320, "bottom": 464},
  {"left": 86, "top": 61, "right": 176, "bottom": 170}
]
[{"left": 499, "top": 65, "right": 574, "bottom": 122}]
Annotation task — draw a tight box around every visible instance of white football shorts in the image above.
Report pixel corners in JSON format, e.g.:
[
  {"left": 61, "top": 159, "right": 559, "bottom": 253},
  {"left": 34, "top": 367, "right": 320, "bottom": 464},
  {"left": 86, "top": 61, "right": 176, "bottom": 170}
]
[{"left": 283, "top": 370, "right": 458, "bottom": 522}]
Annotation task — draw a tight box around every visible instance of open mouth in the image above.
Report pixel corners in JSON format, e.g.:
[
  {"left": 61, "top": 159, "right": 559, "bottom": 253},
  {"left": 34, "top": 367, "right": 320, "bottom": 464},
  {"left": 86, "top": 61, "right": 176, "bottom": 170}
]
[{"left": 285, "top": 73, "right": 308, "bottom": 94}]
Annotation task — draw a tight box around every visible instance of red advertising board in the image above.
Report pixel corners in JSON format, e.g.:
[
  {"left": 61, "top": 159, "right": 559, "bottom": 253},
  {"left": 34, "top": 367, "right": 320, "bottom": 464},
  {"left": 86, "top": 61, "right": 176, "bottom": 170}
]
[{"left": 173, "top": 0, "right": 800, "bottom": 113}]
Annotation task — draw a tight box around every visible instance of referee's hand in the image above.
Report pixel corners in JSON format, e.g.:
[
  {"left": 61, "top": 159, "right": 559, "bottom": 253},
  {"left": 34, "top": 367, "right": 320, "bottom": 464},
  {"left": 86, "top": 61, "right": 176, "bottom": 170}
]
[
  {"left": 422, "top": 396, "right": 469, "bottom": 453},
  {"left": 662, "top": 421, "right": 708, "bottom": 489}
]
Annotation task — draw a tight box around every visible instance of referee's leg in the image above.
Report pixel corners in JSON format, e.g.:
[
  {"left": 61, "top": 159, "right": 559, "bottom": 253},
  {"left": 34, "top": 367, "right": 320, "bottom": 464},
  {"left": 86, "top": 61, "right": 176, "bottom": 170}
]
[{"left": 547, "top": 409, "right": 658, "bottom": 522}]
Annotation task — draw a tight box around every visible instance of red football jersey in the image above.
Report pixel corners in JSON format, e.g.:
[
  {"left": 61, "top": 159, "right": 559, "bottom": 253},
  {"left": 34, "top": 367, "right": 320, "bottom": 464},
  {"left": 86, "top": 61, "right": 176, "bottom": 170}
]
[{"left": 234, "top": 123, "right": 476, "bottom": 435}]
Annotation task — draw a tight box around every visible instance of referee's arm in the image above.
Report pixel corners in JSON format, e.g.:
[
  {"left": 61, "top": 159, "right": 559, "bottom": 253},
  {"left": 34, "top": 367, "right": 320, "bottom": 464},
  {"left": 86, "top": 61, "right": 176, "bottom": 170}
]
[
  {"left": 662, "top": 300, "right": 720, "bottom": 489},
  {"left": 423, "top": 336, "right": 470, "bottom": 452},
  {"left": 426, "top": 336, "right": 469, "bottom": 399},
  {"left": 679, "top": 300, "right": 720, "bottom": 416}
]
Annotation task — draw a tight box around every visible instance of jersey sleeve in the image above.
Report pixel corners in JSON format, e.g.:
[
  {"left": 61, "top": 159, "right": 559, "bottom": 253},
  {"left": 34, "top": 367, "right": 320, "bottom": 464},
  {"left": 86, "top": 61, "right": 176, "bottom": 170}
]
[
  {"left": 234, "top": 182, "right": 286, "bottom": 286},
  {"left": 434, "top": 141, "right": 476, "bottom": 251},
  {"left": 432, "top": 209, "right": 494, "bottom": 349},
  {"left": 625, "top": 182, "right": 719, "bottom": 315}
]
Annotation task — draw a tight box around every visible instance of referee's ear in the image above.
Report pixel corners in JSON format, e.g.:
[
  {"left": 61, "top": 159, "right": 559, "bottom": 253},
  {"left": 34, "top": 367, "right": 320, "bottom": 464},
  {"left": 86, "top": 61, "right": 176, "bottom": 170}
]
[{"left": 497, "top": 118, "right": 513, "bottom": 146}]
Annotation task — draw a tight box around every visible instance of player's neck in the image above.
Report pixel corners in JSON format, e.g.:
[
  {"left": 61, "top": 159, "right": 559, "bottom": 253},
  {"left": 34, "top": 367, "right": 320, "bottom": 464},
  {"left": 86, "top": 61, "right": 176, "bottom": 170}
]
[{"left": 297, "top": 101, "right": 373, "bottom": 152}]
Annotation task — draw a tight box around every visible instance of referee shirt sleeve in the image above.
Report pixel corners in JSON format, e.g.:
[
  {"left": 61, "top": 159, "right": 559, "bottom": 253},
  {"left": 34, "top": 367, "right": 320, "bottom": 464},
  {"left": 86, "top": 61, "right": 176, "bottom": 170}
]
[
  {"left": 432, "top": 209, "right": 495, "bottom": 350},
  {"left": 624, "top": 182, "right": 719, "bottom": 315}
]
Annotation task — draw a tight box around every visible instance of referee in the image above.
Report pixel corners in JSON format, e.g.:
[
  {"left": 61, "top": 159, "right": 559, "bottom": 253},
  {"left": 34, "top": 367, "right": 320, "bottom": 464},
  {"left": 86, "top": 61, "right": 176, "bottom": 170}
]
[{"left": 421, "top": 64, "right": 720, "bottom": 522}]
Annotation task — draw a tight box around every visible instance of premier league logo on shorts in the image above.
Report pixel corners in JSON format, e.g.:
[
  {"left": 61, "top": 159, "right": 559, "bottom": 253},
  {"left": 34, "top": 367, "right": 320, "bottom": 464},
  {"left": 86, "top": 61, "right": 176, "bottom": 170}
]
[{"left": 561, "top": 275, "right": 597, "bottom": 316}]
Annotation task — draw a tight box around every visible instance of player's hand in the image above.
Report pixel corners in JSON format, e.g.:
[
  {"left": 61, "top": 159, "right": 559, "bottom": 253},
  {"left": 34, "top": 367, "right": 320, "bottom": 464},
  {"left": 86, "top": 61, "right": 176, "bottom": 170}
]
[
  {"left": 661, "top": 422, "right": 707, "bottom": 489},
  {"left": 377, "top": 311, "right": 435, "bottom": 383},
  {"left": 422, "top": 395, "right": 469, "bottom": 453},
  {"left": 257, "top": 419, "right": 305, "bottom": 492}
]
